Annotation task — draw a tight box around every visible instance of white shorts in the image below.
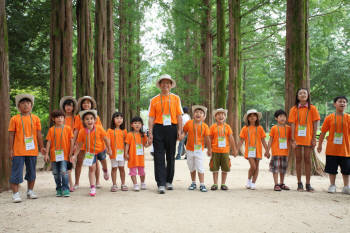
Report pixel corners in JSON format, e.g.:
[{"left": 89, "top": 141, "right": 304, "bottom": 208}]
[
  {"left": 186, "top": 150, "right": 204, "bottom": 173},
  {"left": 111, "top": 159, "right": 125, "bottom": 168}
]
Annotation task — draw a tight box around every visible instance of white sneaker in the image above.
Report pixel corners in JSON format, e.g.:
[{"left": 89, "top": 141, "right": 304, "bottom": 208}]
[
  {"left": 12, "top": 192, "right": 22, "bottom": 203},
  {"left": 133, "top": 184, "right": 140, "bottom": 191},
  {"left": 27, "top": 190, "right": 38, "bottom": 199},
  {"left": 246, "top": 179, "right": 251, "bottom": 189},
  {"left": 166, "top": 183, "right": 173, "bottom": 190},
  {"left": 141, "top": 183, "right": 147, "bottom": 190},
  {"left": 250, "top": 183, "right": 256, "bottom": 190},
  {"left": 158, "top": 186, "right": 166, "bottom": 194},
  {"left": 328, "top": 185, "right": 336, "bottom": 193},
  {"left": 342, "top": 186, "right": 350, "bottom": 195}
]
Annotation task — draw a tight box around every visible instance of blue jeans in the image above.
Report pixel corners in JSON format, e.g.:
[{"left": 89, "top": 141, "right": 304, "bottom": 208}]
[
  {"left": 52, "top": 161, "right": 69, "bottom": 191},
  {"left": 177, "top": 135, "right": 187, "bottom": 157}
]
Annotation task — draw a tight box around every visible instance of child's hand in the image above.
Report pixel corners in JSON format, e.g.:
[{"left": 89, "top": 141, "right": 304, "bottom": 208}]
[
  {"left": 107, "top": 148, "right": 112, "bottom": 156},
  {"left": 232, "top": 149, "right": 238, "bottom": 157},
  {"left": 291, "top": 140, "right": 297, "bottom": 149},
  {"left": 311, "top": 138, "right": 317, "bottom": 148},
  {"left": 317, "top": 144, "right": 322, "bottom": 153},
  {"left": 207, "top": 150, "right": 212, "bottom": 157},
  {"left": 9, "top": 150, "right": 14, "bottom": 160},
  {"left": 44, "top": 154, "right": 49, "bottom": 163},
  {"left": 177, "top": 130, "right": 183, "bottom": 141},
  {"left": 124, "top": 154, "right": 129, "bottom": 161},
  {"left": 70, "top": 155, "right": 76, "bottom": 164},
  {"left": 40, "top": 147, "right": 47, "bottom": 155}
]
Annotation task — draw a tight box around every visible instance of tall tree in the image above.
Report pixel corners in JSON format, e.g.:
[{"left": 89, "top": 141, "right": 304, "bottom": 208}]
[
  {"left": 50, "top": 0, "right": 73, "bottom": 113},
  {"left": 106, "top": 0, "right": 115, "bottom": 125},
  {"left": 76, "top": 0, "right": 93, "bottom": 98},
  {"left": 94, "top": 0, "right": 108, "bottom": 127},
  {"left": 0, "top": 0, "right": 10, "bottom": 191}
]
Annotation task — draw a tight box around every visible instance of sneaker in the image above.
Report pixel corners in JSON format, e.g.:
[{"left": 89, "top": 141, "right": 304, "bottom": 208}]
[
  {"left": 306, "top": 183, "right": 314, "bottom": 192},
  {"left": 89, "top": 187, "right": 96, "bottom": 196},
  {"left": 250, "top": 183, "right": 256, "bottom": 190},
  {"left": 188, "top": 183, "right": 197, "bottom": 190},
  {"left": 342, "top": 186, "right": 350, "bottom": 195},
  {"left": 12, "top": 192, "right": 22, "bottom": 203},
  {"left": 73, "top": 184, "right": 79, "bottom": 191},
  {"left": 111, "top": 185, "right": 118, "bottom": 192},
  {"left": 175, "top": 155, "right": 181, "bottom": 160},
  {"left": 69, "top": 186, "right": 74, "bottom": 192},
  {"left": 27, "top": 190, "right": 38, "bottom": 199},
  {"left": 328, "top": 185, "right": 336, "bottom": 193},
  {"left": 103, "top": 170, "right": 109, "bottom": 180},
  {"left": 96, "top": 184, "right": 102, "bottom": 189},
  {"left": 141, "top": 183, "right": 147, "bottom": 190},
  {"left": 166, "top": 183, "right": 173, "bottom": 190},
  {"left": 246, "top": 179, "right": 251, "bottom": 189},
  {"left": 158, "top": 186, "right": 166, "bottom": 194},
  {"left": 133, "top": 184, "right": 140, "bottom": 191},
  {"left": 200, "top": 185, "right": 208, "bottom": 192},
  {"left": 121, "top": 184, "right": 128, "bottom": 191},
  {"left": 63, "top": 190, "right": 70, "bottom": 197},
  {"left": 56, "top": 189, "right": 62, "bottom": 197}
]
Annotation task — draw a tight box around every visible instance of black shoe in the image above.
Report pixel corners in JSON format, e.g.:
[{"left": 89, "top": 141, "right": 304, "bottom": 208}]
[{"left": 175, "top": 156, "right": 181, "bottom": 160}]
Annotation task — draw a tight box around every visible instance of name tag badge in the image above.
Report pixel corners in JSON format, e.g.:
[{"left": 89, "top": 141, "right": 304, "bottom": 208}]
[
  {"left": 218, "top": 136, "right": 226, "bottom": 148},
  {"left": 163, "top": 114, "right": 171, "bottom": 126},
  {"left": 136, "top": 144, "right": 144, "bottom": 155},
  {"left": 194, "top": 144, "right": 202, "bottom": 156},
  {"left": 83, "top": 152, "right": 94, "bottom": 167},
  {"left": 24, "top": 136, "right": 35, "bottom": 151},
  {"left": 333, "top": 133, "right": 343, "bottom": 145},
  {"left": 116, "top": 149, "right": 124, "bottom": 161},
  {"left": 248, "top": 147, "right": 256, "bottom": 158},
  {"left": 298, "top": 125, "right": 307, "bottom": 137},
  {"left": 55, "top": 150, "right": 64, "bottom": 162},
  {"left": 279, "top": 138, "right": 288, "bottom": 149}
]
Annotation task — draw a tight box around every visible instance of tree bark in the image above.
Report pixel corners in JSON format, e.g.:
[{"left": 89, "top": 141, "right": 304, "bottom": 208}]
[
  {"left": 76, "top": 0, "right": 93, "bottom": 98},
  {"left": 94, "top": 0, "right": 108, "bottom": 127},
  {"left": 107, "top": 0, "right": 115, "bottom": 126},
  {"left": 0, "top": 0, "right": 11, "bottom": 191}
]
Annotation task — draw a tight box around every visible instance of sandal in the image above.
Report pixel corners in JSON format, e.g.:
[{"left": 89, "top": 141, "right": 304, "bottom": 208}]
[
  {"left": 297, "top": 182, "right": 304, "bottom": 192},
  {"left": 274, "top": 184, "right": 281, "bottom": 191},
  {"left": 121, "top": 184, "right": 128, "bottom": 191},
  {"left": 280, "top": 183, "right": 290, "bottom": 190},
  {"left": 211, "top": 184, "right": 218, "bottom": 191},
  {"left": 110, "top": 185, "right": 118, "bottom": 192},
  {"left": 220, "top": 184, "right": 229, "bottom": 190},
  {"left": 306, "top": 184, "right": 314, "bottom": 192}
]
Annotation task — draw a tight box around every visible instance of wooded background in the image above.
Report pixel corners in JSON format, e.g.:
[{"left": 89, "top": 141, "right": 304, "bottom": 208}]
[{"left": 0, "top": 0, "right": 349, "bottom": 190}]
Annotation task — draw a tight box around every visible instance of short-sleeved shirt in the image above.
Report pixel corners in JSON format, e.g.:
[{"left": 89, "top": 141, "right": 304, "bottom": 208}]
[
  {"left": 46, "top": 125, "right": 73, "bottom": 161},
  {"left": 321, "top": 113, "right": 350, "bottom": 157},
  {"left": 64, "top": 116, "right": 75, "bottom": 129},
  {"left": 288, "top": 105, "right": 320, "bottom": 146},
  {"left": 107, "top": 128, "right": 127, "bottom": 159},
  {"left": 74, "top": 114, "right": 103, "bottom": 131},
  {"left": 210, "top": 123, "right": 233, "bottom": 153},
  {"left": 183, "top": 120, "right": 210, "bottom": 151},
  {"left": 125, "top": 132, "right": 148, "bottom": 168},
  {"left": 239, "top": 125, "right": 266, "bottom": 159},
  {"left": 8, "top": 114, "right": 42, "bottom": 156},
  {"left": 77, "top": 125, "right": 107, "bottom": 154},
  {"left": 148, "top": 93, "right": 183, "bottom": 125},
  {"left": 269, "top": 125, "right": 291, "bottom": 156}
]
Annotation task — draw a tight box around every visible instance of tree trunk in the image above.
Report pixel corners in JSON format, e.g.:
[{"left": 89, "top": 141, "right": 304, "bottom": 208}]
[
  {"left": 227, "top": 0, "right": 241, "bottom": 144},
  {"left": 94, "top": 0, "right": 108, "bottom": 127},
  {"left": 107, "top": 0, "right": 115, "bottom": 126},
  {"left": 50, "top": 0, "right": 73, "bottom": 113},
  {"left": 285, "top": 0, "right": 323, "bottom": 175},
  {"left": 215, "top": 0, "right": 227, "bottom": 108},
  {"left": 76, "top": 0, "right": 93, "bottom": 98},
  {"left": 0, "top": 0, "right": 11, "bottom": 191}
]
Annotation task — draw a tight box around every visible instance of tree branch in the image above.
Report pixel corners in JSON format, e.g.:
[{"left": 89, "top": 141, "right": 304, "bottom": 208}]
[
  {"left": 242, "top": 54, "right": 279, "bottom": 61},
  {"left": 241, "top": 0, "right": 270, "bottom": 18},
  {"left": 242, "top": 21, "right": 286, "bottom": 35}
]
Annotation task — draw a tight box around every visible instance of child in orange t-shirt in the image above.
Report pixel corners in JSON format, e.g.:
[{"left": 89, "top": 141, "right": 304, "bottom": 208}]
[
  {"left": 107, "top": 112, "right": 128, "bottom": 192},
  {"left": 183, "top": 105, "right": 211, "bottom": 192},
  {"left": 288, "top": 88, "right": 320, "bottom": 192},
  {"left": 209, "top": 108, "right": 237, "bottom": 191},
  {"left": 72, "top": 110, "right": 112, "bottom": 196},
  {"left": 125, "top": 117, "right": 150, "bottom": 191},
  {"left": 265, "top": 109, "right": 292, "bottom": 191},
  {"left": 237, "top": 109, "right": 268, "bottom": 190},
  {"left": 317, "top": 96, "right": 350, "bottom": 194},
  {"left": 8, "top": 94, "right": 46, "bottom": 203},
  {"left": 44, "top": 110, "right": 74, "bottom": 197}
]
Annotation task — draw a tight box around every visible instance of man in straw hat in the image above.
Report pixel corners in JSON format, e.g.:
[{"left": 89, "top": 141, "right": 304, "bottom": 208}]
[
  {"left": 148, "top": 74, "right": 184, "bottom": 194},
  {"left": 8, "top": 94, "right": 46, "bottom": 202}
]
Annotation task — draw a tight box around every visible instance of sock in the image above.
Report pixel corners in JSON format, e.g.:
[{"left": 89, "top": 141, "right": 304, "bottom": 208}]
[
  {"left": 200, "top": 183, "right": 204, "bottom": 186},
  {"left": 192, "top": 181, "right": 196, "bottom": 185}
]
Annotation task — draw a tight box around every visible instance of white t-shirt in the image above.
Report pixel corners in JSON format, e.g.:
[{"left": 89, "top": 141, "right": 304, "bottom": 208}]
[{"left": 182, "top": 113, "right": 190, "bottom": 129}]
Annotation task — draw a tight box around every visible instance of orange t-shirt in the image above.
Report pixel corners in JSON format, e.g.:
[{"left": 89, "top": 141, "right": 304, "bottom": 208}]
[
  {"left": 74, "top": 114, "right": 102, "bottom": 131},
  {"left": 288, "top": 105, "right": 320, "bottom": 146},
  {"left": 125, "top": 132, "right": 148, "bottom": 168},
  {"left": 107, "top": 128, "right": 127, "bottom": 159},
  {"left": 210, "top": 123, "right": 233, "bottom": 153},
  {"left": 269, "top": 125, "right": 291, "bottom": 156},
  {"left": 239, "top": 125, "right": 266, "bottom": 159},
  {"left": 183, "top": 120, "right": 210, "bottom": 151},
  {"left": 8, "top": 114, "right": 42, "bottom": 156},
  {"left": 46, "top": 125, "right": 73, "bottom": 161},
  {"left": 77, "top": 125, "right": 107, "bottom": 154},
  {"left": 64, "top": 115, "right": 75, "bottom": 129},
  {"left": 148, "top": 93, "right": 183, "bottom": 125},
  {"left": 321, "top": 113, "right": 350, "bottom": 157}
]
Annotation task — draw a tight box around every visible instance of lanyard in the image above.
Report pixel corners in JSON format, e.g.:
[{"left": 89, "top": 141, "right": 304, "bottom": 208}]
[
  {"left": 20, "top": 114, "right": 33, "bottom": 138},
  {"left": 53, "top": 126, "right": 64, "bottom": 150},
  {"left": 132, "top": 132, "right": 142, "bottom": 145},
  {"left": 277, "top": 125, "right": 286, "bottom": 139},
  {"left": 85, "top": 127, "right": 96, "bottom": 154},
  {"left": 160, "top": 94, "right": 171, "bottom": 114},
  {"left": 247, "top": 126, "right": 258, "bottom": 147},
  {"left": 193, "top": 120, "right": 203, "bottom": 145},
  {"left": 334, "top": 113, "right": 344, "bottom": 133},
  {"left": 297, "top": 108, "right": 309, "bottom": 125},
  {"left": 217, "top": 123, "right": 225, "bottom": 137}
]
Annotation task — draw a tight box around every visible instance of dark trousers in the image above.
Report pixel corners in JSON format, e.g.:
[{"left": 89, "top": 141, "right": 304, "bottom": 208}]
[{"left": 153, "top": 124, "right": 178, "bottom": 187}]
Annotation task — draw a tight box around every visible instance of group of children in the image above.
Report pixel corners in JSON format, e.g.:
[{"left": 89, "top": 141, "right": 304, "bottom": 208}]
[{"left": 8, "top": 88, "right": 350, "bottom": 202}]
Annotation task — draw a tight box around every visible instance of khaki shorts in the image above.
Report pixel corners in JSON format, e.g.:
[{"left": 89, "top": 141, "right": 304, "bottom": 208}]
[{"left": 209, "top": 153, "right": 231, "bottom": 172}]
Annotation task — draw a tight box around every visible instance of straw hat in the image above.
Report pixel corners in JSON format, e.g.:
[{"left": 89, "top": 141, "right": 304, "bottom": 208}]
[
  {"left": 77, "top": 96, "right": 97, "bottom": 110},
  {"left": 60, "top": 96, "right": 78, "bottom": 114},
  {"left": 243, "top": 109, "right": 262, "bottom": 124},
  {"left": 156, "top": 74, "right": 176, "bottom": 89},
  {"left": 15, "top": 94, "right": 34, "bottom": 112},
  {"left": 213, "top": 108, "right": 228, "bottom": 117},
  {"left": 192, "top": 105, "right": 207, "bottom": 118},
  {"left": 79, "top": 110, "right": 97, "bottom": 119}
]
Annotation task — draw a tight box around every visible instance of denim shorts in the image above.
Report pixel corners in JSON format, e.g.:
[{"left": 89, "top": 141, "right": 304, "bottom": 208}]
[
  {"left": 91, "top": 150, "right": 107, "bottom": 164},
  {"left": 10, "top": 156, "right": 37, "bottom": 184}
]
